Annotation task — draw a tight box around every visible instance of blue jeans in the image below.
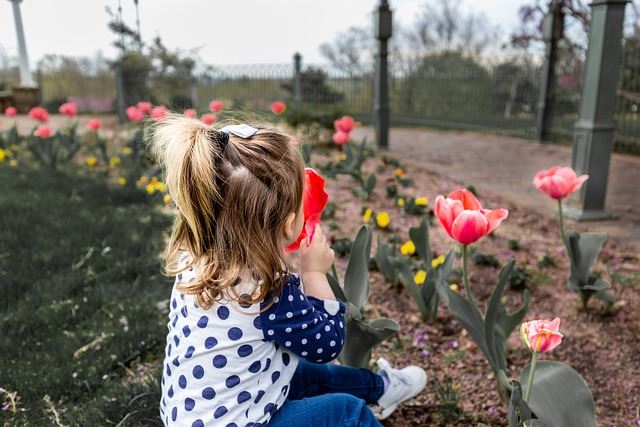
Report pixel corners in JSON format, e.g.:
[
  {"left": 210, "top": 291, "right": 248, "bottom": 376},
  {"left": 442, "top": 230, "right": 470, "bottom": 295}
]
[{"left": 268, "top": 360, "right": 385, "bottom": 427}]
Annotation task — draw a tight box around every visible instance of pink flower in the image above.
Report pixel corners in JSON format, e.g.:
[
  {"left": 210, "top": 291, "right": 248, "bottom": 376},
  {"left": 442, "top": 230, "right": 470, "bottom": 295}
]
[
  {"left": 4, "top": 106, "right": 17, "bottom": 117},
  {"left": 209, "top": 100, "right": 223, "bottom": 113},
  {"left": 151, "top": 106, "right": 169, "bottom": 121},
  {"left": 201, "top": 114, "right": 216, "bottom": 125},
  {"left": 136, "top": 101, "right": 152, "bottom": 114},
  {"left": 126, "top": 106, "right": 145, "bottom": 122},
  {"left": 271, "top": 101, "right": 286, "bottom": 115},
  {"left": 184, "top": 108, "right": 197, "bottom": 119},
  {"left": 28, "top": 106, "right": 49, "bottom": 123},
  {"left": 34, "top": 125, "right": 53, "bottom": 138},
  {"left": 59, "top": 102, "right": 78, "bottom": 117},
  {"left": 434, "top": 188, "right": 508, "bottom": 245},
  {"left": 332, "top": 131, "right": 350, "bottom": 145},
  {"left": 533, "top": 166, "right": 589, "bottom": 200},
  {"left": 87, "top": 119, "right": 101, "bottom": 131},
  {"left": 334, "top": 115, "right": 355, "bottom": 133},
  {"left": 520, "top": 318, "right": 563, "bottom": 353}
]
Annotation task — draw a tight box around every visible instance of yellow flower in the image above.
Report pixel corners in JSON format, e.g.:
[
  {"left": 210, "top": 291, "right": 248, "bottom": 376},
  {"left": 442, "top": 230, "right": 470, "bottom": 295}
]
[
  {"left": 415, "top": 197, "right": 428, "bottom": 206},
  {"left": 340, "top": 153, "right": 347, "bottom": 161},
  {"left": 155, "top": 181, "right": 167, "bottom": 193},
  {"left": 0, "top": 149, "right": 5, "bottom": 162},
  {"left": 118, "top": 177, "right": 127, "bottom": 186},
  {"left": 109, "top": 156, "right": 121, "bottom": 168},
  {"left": 122, "top": 146, "right": 133, "bottom": 155},
  {"left": 393, "top": 168, "right": 405, "bottom": 177},
  {"left": 145, "top": 183, "right": 156, "bottom": 195},
  {"left": 363, "top": 208, "right": 373, "bottom": 224},
  {"left": 9, "top": 159, "right": 17, "bottom": 167},
  {"left": 400, "top": 240, "right": 415, "bottom": 256},
  {"left": 414, "top": 270, "right": 427, "bottom": 285},
  {"left": 396, "top": 198, "right": 405, "bottom": 207},
  {"left": 450, "top": 283, "right": 460, "bottom": 293},
  {"left": 376, "top": 211, "right": 390, "bottom": 229},
  {"left": 163, "top": 194, "right": 173, "bottom": 205},
  {"left": 86, "top": 156, "right": 97, "bottom": 168},
  {"left": 431, "top": 254, "right": 446, "bottom": 269}
]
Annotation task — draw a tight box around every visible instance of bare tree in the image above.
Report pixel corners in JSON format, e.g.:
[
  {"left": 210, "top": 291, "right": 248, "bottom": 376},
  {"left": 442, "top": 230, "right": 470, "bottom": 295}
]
[{"left": 319, "top": 26, "right": 374, "bottom": 76}]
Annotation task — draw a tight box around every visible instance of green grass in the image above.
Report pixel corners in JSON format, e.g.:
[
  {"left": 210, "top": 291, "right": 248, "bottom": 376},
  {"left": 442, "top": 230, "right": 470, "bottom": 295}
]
[{"left": 0, "top": 166, "right": 171, "bottom": 426}]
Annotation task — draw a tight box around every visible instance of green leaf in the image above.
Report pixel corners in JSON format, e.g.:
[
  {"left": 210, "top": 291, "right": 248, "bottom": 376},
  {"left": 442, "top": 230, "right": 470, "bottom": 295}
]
[
  {"left": 343, "top": 225, "right": 372, "bottom": 310},
  {"left": 409, "top": 215, "right": 432, "bottom": 267},
  {"left": 398, "top": 260, "right": 431, "bottom": 321},
  {"left": 565, "top": 231, "right": 606, "bottom": 287},
  {"left": 508, "top": 380, "right": 533, "bottom": 427},
  {"left": 326, "top": 272, "right": 347, "bottom": 303},
  {"left": 519, "top": 361, "right": 597, "bottom": 427},
  {"left": 485, "top": 260, "right": 515, "bottom": 371},
  {"left": 340, "top": 315, "right": 400, "bottom": 368}
]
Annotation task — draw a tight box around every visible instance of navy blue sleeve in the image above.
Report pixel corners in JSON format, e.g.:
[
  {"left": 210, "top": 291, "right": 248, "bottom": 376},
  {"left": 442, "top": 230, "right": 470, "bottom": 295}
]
[{"left": 260, "top": 273, "right": 346, "bottom": 363}]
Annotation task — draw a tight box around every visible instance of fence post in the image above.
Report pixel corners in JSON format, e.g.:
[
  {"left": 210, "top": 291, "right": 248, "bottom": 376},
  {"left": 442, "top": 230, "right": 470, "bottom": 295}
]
[
  {"left": 535, "top": 0, "right": 564, "bottom": 144},
  {"left": 373, "top": 0, "right": 392, "bottom": 149},
  {"left": 115, "top": 64, "right": 126, "bottom": 124},
  {"left": 293, "top": 52, "right": 302, "bottom": 104},
  {"left": 566, "top": 0, "right": 629, "bottom": 220}
]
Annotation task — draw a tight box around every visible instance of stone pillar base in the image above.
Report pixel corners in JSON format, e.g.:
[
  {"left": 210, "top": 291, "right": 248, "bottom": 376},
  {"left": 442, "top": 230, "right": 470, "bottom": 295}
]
[
  {"left": 563, "top": 207, "right": 617, "bottom": 221},
  {"left": 12, "top": 85, "right": 40, "bottom": 113}
]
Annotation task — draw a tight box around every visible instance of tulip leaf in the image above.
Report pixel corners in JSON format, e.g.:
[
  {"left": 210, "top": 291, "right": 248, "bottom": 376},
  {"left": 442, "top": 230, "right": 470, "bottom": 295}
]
[
  {"left": 344, "top": 225, "right": 372, "bottom": 311},
  {"left": 485, "top": 260, "right": 515, "bottom": 371},
  {"left": 519, "top": 361, "right": 597, "bottom": 427},
  {"left": 398, "top": 261, "right": 431, "bottom": 321},
  {"left": 340, "top": 314, "right": 400, "bottom": 368},
  {"left": 326, "top": 271, "right": 347, "bottom": 303},
  {"left": 508, "top": 380, "right": 534, "bottom": 427},
  {"left": 409, "top": 215, "right": 432, "bottom": 267},
  {"left": 565, "top": 231, "right": 605, "bottom": 287},
  {"left": 374, "top": 238, "right": 401, "bottom": 287}
]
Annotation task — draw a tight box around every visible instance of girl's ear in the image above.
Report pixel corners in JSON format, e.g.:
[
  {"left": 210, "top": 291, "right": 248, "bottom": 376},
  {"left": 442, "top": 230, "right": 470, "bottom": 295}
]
[{"left": 283, "top": 211, "right": 297, "bottom": 242}]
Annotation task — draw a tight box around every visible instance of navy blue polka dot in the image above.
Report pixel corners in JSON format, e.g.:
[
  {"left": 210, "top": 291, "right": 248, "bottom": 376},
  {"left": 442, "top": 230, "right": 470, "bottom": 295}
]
[
  {"left": 167, "top": 343, "right": 172, "bottom": 356},
  {"left": 202, "top": 387, "right": 216, "bottom": 400},
  {"left": 192, "top": 420, "right": 204, "bottom": 427},
  {"left": 213, "top": 354, "right": 227, "bottom": 368},
  {"left": 171, "top": 407, "right": 177, "bottom": 421},
  {"left": 217, "top": 306, "right": 230, "bottom": 320},
  {"left": 271, "top": 371, "right": 280, "bottom": 383},
  {"left": 181, "top": 306, "right": 188, "bottom": 317},
  {"left": 204, "top": 336, "right": 218, "bottom": 349},
  {"left": 226, "top": 375, "right": 240, "bottom": 388},
  {"left": 237, "top": 344, "right": 253, "bottom": 357},
  {"left": 282, "top": 352, "right": 290, "bottom": 366},
  {"left": 192, "top": 365, "right": 204, "bottom": 379},
  {"left": 172, "top": 316, "right": 178, "bottom": 327},
  {"left": 253, "top": 316, "right": 262, "bottom": 330},
  {"left": 172, "top": 356, "right": 180, "bottom": 367},
  {"left": 263, "top": 358, "right": 271, "bottom": 372},
  {"left": 237, "top": 391, "right": 252, "bottom": 404},
  {"left": 225, "top": 424, "right": 238, "bottom": 427},
  {"left": 182, "top": 325, "right": 191, "bottom": 337},
  {"left": 168, "top": 385, "right": 174, "bottom": 398},
  {"left": 281, "top": 385, "right": 288, "bottom": 395},
  {"left": 264, "top": 402, "right": 276, "bottom": 415},
  {"left": 162, "top": 376, "right": 165, "bottom": 385},
  {"left": 254, "top": 390, "right": 265, "bottom": 404},
  {"left": 214, "top": 406, "right": 228, "bottom": 419},
  {"left": 165, "top": 364, "right": 171, "bottom": 376},
  {"left": 248, "top": 360, "right": 261, "bottom": 373},
  {"left": 172, "top": 298, "right": 177, "bottom": 309},
  {"left": 197, "top": 315, "right": 209, "bottom": 328},
  {"left": 185, "top": 397, "right": 195, "bottom": 411},
  {"left": 227, "top": 327, "right": 243, "bottom": 340},
  {"left": 185, "top": 345, "right": 195, "bottom": 358},
  {"left": 174, "top": 335, "right": 180, "bottom": 346},
  {"left": 178, "top": 375, "right": 187, "bottom": 389}
]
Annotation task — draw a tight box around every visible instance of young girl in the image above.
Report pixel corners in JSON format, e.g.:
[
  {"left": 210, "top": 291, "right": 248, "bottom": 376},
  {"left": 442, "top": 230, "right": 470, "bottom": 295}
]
[{"left": 154, "top": 117, "right": 427, "bottom": 426}]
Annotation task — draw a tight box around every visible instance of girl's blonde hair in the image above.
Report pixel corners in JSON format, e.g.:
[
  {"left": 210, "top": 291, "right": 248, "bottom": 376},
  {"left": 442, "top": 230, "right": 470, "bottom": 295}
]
[{"left": 152, "top": 116, "right": 304, "bottom": 309}]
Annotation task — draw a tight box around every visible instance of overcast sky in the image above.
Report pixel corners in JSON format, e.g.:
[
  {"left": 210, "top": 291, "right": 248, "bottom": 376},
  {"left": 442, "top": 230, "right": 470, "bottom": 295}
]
[{"left": 0, "top": 0, "right": 528, "bottom": 66}]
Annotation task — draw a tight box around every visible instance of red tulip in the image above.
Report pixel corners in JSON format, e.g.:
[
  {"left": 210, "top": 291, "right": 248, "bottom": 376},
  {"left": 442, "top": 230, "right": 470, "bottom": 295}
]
[
  {"left": 34, "top": 125, "right": 53, "bottom": 138},
  {"left": 271, "top": 101, "right": 286, "bottom": 115},
  {"left": 520, "top": 318, "right": 563, "bottom": 353},
  {"left": 209, "top": 100, "right": 223, "bottom": 113},
  {"left": 59, "top": 102, "right": 78, "bottom": 117},
  {"left": 285, "top": 168, "right": 329, "bottom": 252},
  {"left": 28, "top": 107, "right": 49, "bottom": 123},
  {"left": 434, "top": 188, "right": 508, "bottom": 245},
  {"left": 533, "top": 166, "right": 589, "bottom": 200},
  {"left": 87, "top": 119, "right": 101, "bottom": 131},
  {"left": 136, "top": 101, "right": 152, "bottom": 115},
  {"left": 334, "top": 115, "right": 355, "bottom": 133},
  {"left": 126, "top": 106, "right": 145, "bottom": 122},
  {"left": 184, "top": 108, "right": 197, "bottom": 119},
  {"left": 332, "top": 131, "right": 350, "bottom": 145},
  {"left": 201, "top": 114, "right": 216, "bottom": 125},
  {"left": 151, "top": 106, "right": 168, "bottom": 121},
  {"left": 4, "top": 106, "right": 17, "bottom": 117}
]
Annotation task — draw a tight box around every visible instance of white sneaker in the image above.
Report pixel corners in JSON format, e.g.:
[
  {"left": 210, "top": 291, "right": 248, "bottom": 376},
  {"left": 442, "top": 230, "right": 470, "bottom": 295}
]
[{"left": 374, "top": 358, "right": 427, "bottom": 420}]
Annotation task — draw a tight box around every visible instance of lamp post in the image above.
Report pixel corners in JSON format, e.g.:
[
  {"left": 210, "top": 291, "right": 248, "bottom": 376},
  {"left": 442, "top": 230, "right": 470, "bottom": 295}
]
[
  {"left": 8, "top": 0, "right": 34, "bottom": 86},
  {"left": 373, "top": 0, "right": 392, "bottom": 149}
]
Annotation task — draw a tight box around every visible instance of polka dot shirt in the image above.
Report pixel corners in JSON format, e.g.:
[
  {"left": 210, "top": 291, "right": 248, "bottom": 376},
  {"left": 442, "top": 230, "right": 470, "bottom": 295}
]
[{"left": 160, "top": 257, "right": 346, "bottom": 427}]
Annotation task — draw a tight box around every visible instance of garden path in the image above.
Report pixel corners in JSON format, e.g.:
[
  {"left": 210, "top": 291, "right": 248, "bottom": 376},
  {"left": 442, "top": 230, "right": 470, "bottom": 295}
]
[{"left": 353, "top": 127, "right": 640, "bottom": 249}]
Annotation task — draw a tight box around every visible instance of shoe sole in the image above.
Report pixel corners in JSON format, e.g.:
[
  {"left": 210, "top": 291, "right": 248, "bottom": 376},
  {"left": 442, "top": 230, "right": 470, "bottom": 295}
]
[{"left": 377, "top": 370, "right": 428, "bottom": 420}]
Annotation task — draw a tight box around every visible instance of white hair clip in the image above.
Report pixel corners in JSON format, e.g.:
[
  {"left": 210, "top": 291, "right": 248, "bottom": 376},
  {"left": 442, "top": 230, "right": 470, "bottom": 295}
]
[{"left": 218, "top": 124, "right": 259, "bottom": 139}]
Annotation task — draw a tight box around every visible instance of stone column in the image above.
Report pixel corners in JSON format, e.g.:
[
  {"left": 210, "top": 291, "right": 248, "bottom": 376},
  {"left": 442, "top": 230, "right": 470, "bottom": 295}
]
[
  {"left": 9, "top": 0, "right": 35, "bottom": 86},
  {"left": 373, "top": 0, "right": 392, "bottom": 149}
]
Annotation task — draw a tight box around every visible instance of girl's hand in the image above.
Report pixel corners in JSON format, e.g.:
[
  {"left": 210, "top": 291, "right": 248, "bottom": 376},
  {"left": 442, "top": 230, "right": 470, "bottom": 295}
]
[{"left": 300, "top": 224, "right": 334, "bottom": 274}]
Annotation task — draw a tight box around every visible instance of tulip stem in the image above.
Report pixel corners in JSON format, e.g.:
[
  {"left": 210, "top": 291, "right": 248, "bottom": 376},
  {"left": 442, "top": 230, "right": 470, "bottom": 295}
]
[
  {"left": 462, "top": 245, "right": 475, "bottom": 307},
  {"left": 557, "top": 199, "right": 566, "bottom": 246},
  {"left": 524, "top": 351, "right": 539, "bottom": 403}
]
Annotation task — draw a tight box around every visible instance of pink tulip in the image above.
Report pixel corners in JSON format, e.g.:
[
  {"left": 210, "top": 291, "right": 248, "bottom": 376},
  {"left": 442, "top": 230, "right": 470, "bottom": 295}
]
[
  {"left": 4, "top": 106, "right": 17, "bottom": 117},
  {"left": 201, "top": 114, "right": 216, "bottom": 125},
  {"left": 34, "top": 125, "right": 53, "bottom": 138},
  {"left": 271, "top": 101, "right": 286, "bottom": 115},
  {"left": 520, "top": 318, "right": 563, "bottom": 353},
  {"left": 533, "top": 166, "right": 589, "bottom": 200},
  {"left": 209, "top": 100, "right": 223, "bottom": 113},
  {"left": 28, "top": 106, "right": 49, "bottom": 123},
  {"left": 87, "top": 119, "right": 101, "bottom": 131},
  {"left": 126, "top": 106, "right": 145, "bottom": 122},
  {"left": 59, "top": 102, "right": 78, "bottom": 117},
  {"left": 137, "top": 101, "right": 152, "bottom": 114},
  {"left": 334, "top": 115, "right": 355, "bottom": 133},
  {"left": 332, "top": 131, "right": 350, "bottom": 145},
  {"left": 151, "top": 106, "right": 168, "bottom": 121},
  {"left": 434, "top": 188, "right": 508, "bottom": 245},
  {"left": 184, "top": 108, "right": 197, "bottom": 119}
]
